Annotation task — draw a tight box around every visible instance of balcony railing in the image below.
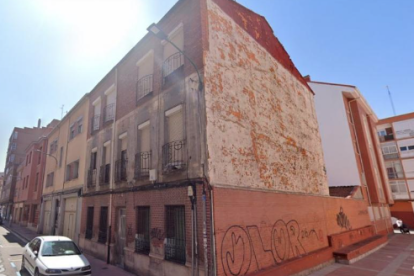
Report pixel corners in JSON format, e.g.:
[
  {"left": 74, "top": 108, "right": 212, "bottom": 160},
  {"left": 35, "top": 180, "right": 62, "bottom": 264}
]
[
  {"left": 87, "top": 169, "right": 97, "bottom": 188},
  {"left": 383, "top": 153, "right": 399, "bottom": 160},
  {"left": 379, "top": 134, "right": 394, "bottom": 142},
  {"left": 162, "top": 140, "right": 186, "bottom": 173},
  {"left": 134, "top": 151, "right": 151, "bottom": 179},
  {"left": 103, "top": 103, "right": 115, "bottom": 123},
  {"left": 136, "top": 74, "right": 153, "bottom": 102},
  {"left": 99, "top": 164, "right": 110, "bottom": 186},
  {"left": 91, "top": 115, "right": 100, "bottom": 133},
  {"left": 115, "top": 159, "right": 128, "bottom": 183},
  {"left": 163, "top": 52, "right": 183, "bottom": 84}
]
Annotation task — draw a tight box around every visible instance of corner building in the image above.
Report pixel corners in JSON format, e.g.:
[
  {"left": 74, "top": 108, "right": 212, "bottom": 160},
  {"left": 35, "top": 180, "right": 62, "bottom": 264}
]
[{"left": 80, "top": 0, "right": 388, "bottom": 275}]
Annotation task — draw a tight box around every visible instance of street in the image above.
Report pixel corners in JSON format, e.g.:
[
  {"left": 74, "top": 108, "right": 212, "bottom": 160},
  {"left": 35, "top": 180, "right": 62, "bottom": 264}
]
[{"left": 0, "top": 226, "right": 28, "bottom": 276}]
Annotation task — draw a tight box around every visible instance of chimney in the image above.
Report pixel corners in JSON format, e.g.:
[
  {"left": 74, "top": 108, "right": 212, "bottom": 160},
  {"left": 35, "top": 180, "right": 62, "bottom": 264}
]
[
  {"left": 37, "top": 119, "right": 41, "bottom": 128},
  {"left": 303, "top": 75, "right": 311, "bottom": 82}
]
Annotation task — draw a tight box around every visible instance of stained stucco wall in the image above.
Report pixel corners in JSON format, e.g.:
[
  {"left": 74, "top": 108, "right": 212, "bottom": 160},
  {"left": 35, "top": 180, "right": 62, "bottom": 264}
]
[{"left": 204, "top": 0, "right": 328, "bottom": 195}]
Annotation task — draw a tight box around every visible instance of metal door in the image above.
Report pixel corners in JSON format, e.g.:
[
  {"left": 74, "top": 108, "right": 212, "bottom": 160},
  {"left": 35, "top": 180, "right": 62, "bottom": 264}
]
[{"left": 117, "top": 208, "right": 126, "bottom": 267}]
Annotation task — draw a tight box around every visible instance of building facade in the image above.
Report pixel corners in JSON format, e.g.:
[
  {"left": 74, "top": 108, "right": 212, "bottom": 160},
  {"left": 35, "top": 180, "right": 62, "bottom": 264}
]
[
  {"left": 39, "top": 95, "right": 89, "bottom": 243},
  {"left": 377, "top": 112, "right": 414, "bottom": 227},
  {"left": 78, "top": 0, "right": 390, "bottom": 275},
  {"left": 1, "top": 121, "right": 58, "bottom": 220},
  {"left": 310, "top": 80, "right": 394, "bottom": 234}
]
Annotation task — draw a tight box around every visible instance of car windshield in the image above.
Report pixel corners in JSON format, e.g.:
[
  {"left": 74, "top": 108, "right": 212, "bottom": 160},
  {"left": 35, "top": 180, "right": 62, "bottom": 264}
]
[{"left": 41, "top": 241, "right": 81, "bottom": 257}]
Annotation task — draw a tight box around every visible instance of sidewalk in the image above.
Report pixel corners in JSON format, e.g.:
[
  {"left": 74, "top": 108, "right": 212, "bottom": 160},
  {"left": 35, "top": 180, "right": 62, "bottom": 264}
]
[
  {"left": 4, "top": 223, "right": 135, "bottom": 276},
  {"left": 309, "top": 233, "right": 414, "bottom": 276}
]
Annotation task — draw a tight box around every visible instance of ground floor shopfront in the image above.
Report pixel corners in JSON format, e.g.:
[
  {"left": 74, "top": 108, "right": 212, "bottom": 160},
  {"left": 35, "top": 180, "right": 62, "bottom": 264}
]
[
  {"left": 12, "top": 202, "right": 40, "bottom": 231},
  {"left": 39, "top": 188, "right": 82, "bottom": 243},
  {"left": 389, "top": 200, "right": 414, "bottom": 229}
]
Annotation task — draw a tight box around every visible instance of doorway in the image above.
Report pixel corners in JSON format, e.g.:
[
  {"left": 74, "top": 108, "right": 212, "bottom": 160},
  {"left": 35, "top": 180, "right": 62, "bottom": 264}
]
[{"left": 116, "top": 208, "right": 126, "bottom": 268}]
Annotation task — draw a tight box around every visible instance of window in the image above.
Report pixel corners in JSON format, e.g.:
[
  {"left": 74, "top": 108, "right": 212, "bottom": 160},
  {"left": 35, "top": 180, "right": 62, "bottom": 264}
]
[
  {"left": 85, "top": 207, "right": 94, "bottom": 239},
  {"left": 13, "top": 131, "right": 18, "bottom": 140},
  {"left": 377, "top": 127, "right": 394, "bottom": 142},
  {"left": 49, "top": 140, "right": 58, "bottom": 154},
  {"left": 66, "top": 161, "right": 79, "bottom": 181},
  {"left": 69, "top": 124, "right": 76, "bottom": 140},
  {"left": 11, "top": 143, "right": 17, "bottom": 150},
  {"left": 77, "top": 118, "right": 83, "bottom": 134},
  {"left": 35, "top": 173, "right": 39, "bottom": 192},
  {"left": 400, "top": 146, "right": 408, "bottom": 152},
  {"left": 115, "top": 135, "right": 128, "bottom": 183},
  {"left": 26, "top": 176, "right": 29, "bottom": 188},
  {"left": 104, "top": 88, "right": 116, "bottom": 122},
  {"left": 91, "top": 100, "right": 101, "bottom": 132},
  {"left": 382, "top": 144, "right": 399, "bottom": 160},
  {"left": 165, "top": 206, "right": 186, "bottom": 264},
  {"left": 91, "top": 151, "right": 97, "bottom": 170},
  {"left": 135, "top": 207, "right": 150, "bottom": 254},
  {"left": 163, "top": 24, "right": 184, "bottom": 80},
  {"left": 38, "top": 147, "right": 42, "bottom": 164},
  {"left": 98, "top": 207, "right": 108, "bottom": 244},
  {"left": 100, "top": 144, "right": 111, "bottom": 186},
  {"left": 9, "top": 154, "right": 15, "bottom": 162},
  {"left": 386, "top": 161, "right": 404, "bottom": 179},
  {"left": 136, "top": 51, "right": 154, "bottom": 101},
  {"left": 59, "top": 147, "right": 64, "bottom": 168},
  {"left": 88, "top": 151, "right": 98, "bottom": 187},
  {"left": 409, "top": 146, "right": 414, "bottom": 151},
  {"left": 163, "top": 106, "right": 185, "bottom": 171},
  {"left": 46, "top": 172, "right": 54, "bottom": 187},
  {"left": 135, "top": 121, "right": 151, "bottom": 178},
  {"left": 390, "top": 180, "right": 408, "bottom": 194}
]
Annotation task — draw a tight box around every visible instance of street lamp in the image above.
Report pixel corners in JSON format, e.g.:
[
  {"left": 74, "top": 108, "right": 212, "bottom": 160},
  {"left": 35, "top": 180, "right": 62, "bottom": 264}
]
[
  {"left": 147, "top": 23, "right": 203, "bottom": 91},
  {"left": 35, "top": 150, "right": 58, "bottom": 166}
]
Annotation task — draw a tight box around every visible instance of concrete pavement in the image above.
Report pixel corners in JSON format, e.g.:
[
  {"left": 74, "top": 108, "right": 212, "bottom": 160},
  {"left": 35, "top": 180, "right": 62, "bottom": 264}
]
[{"left": 2, "top": 223, "right": 134, "bottom": 276}]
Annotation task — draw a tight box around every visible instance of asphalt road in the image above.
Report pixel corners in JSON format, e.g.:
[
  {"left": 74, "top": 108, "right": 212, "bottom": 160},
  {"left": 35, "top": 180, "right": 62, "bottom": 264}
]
[{"left": 0, "top": 226, "right": 29, "bottom": 276}]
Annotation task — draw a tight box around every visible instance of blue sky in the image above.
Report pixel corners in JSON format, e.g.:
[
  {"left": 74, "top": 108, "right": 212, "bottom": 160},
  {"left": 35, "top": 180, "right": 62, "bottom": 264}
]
[{"left": 1, "top": 0, "right": 413, "bottom": 170}]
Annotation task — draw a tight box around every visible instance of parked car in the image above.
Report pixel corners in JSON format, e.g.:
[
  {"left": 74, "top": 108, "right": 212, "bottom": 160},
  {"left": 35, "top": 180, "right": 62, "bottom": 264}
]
[{"left": 22, "top": 236, "right": 91, "bottom": 276}]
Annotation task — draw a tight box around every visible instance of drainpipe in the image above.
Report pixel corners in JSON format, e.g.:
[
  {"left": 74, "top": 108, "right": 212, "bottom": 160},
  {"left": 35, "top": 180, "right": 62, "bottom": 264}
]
[
  {"left": 348, "top": 97, "right": 377, "bottom": 234},
  {"left": 202, "top": 185, "right": 208, "bottom": 276}
]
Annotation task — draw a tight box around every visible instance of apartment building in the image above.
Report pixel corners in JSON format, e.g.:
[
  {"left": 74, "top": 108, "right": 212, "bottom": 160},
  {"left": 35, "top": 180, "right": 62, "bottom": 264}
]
[
  {"left": 377, "top": 112, "right": 414, "bottom": 227},
  {"left": 310, "top": 80, "right": 394, "bottom": 235},
  {"left": 39, "top": 95, "right": 89, "bottom": 244},
  {"left": 1, "top": 120, "right": 58, "bottom": 220},
  {"left": 12, "top": 134, "right": 50, "bottom": 231},
  {"left": 76, "top": 0, "right": 390, "bottom": 275}
]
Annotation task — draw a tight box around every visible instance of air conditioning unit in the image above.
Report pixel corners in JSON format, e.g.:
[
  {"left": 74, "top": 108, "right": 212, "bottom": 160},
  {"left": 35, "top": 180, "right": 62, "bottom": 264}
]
[{"left": 149, "top": 169, "right": 157, "bottom": 182}]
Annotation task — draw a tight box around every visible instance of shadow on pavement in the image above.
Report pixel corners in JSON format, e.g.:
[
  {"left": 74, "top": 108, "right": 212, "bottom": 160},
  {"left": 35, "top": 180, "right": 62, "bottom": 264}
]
[{"left": 2, "top": 231, "right": 27, "bottom": 247}]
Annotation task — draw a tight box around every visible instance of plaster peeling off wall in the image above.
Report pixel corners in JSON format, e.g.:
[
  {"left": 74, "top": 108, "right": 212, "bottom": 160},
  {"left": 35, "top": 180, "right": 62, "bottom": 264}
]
[{"left": 204, "top": 0, "right": 329, "bottom": 195}]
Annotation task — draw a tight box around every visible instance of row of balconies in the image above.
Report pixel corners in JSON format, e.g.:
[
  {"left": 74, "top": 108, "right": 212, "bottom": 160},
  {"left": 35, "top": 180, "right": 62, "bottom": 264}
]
[
  {"left": 90, "top": 52, "right": 184, "bottom": 134},
  {"left": 86, "top": 140, "right": 186, "bottom": 188}
]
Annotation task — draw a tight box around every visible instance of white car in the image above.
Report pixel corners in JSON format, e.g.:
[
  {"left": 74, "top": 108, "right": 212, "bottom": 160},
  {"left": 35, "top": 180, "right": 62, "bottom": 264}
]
[{"left": 22, "top": 236, "right": 92, "bottom": 276}]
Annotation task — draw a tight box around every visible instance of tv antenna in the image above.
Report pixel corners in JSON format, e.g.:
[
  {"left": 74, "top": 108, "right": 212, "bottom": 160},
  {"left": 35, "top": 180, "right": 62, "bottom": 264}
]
[{"left": 386, "top": 86, "right": 396, "bottom": 116}]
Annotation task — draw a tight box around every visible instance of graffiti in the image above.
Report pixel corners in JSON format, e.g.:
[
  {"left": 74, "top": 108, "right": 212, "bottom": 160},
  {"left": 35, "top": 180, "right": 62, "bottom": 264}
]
[
  {"left": 221, "top": 220, "right": 322, "bottom": 276},
  {"left": 150, "top": 228, "right": 165, "bottom": 241},
  {"left": 336, "top": 207, "right": 352, "bottom": 230}
]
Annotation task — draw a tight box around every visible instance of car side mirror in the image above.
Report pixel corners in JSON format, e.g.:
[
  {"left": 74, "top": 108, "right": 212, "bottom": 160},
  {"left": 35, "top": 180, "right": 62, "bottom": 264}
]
[{"left": 33, "top": 251, "right": 38, "bottom": 257}]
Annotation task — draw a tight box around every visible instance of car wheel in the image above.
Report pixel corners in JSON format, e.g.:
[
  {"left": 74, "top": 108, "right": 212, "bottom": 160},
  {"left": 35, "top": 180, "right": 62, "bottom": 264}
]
[
  {"left": 21, "top": 256, "right": 26, "bottom": 272},
  {"left": 34, "top": 268, "right": 39, "bottom": 276}
]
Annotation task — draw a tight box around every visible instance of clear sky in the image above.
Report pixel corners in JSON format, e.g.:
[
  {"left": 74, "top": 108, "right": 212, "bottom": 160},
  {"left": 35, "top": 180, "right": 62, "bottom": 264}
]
[{"left": 1, "top": 0, "right": 413, "bottom": 171}]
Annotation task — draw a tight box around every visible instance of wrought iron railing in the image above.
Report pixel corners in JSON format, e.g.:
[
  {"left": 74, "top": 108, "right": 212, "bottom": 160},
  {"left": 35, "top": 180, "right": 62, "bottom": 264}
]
[
  {"left": 162, "top": 140, "right": 186, "bottom": 172},
  {"left": 134, "top": 151, "right": 151, "bottom": 179},
  {"left": 87, "top": 169, "right": 97, "bottom": 188},
  {"left": 135, "top": 206, "right": 150, "bottom": 254},
  {"left": 135, "top": 234, "right": 150, "bottom": 255},
  {"left": 99, "top": 164, "right": 110, "bottom": 186},
  {"left": 136, "top": 74, "right": 153, "bottom": 102},
  {"left": 103, "top": 103, "right": 115, "bottom": 123},
  {"left": 163, "top": 52, "right": 183, "bottom": 84},
  {"left": 115, "top": 158, "right": 128, "bottom": 183},
  {"left": 91, "top": 115, "right": 100, "bottom": 133},
  {"left": 165, "top": 206, "right": 186, "bottom": 264}
]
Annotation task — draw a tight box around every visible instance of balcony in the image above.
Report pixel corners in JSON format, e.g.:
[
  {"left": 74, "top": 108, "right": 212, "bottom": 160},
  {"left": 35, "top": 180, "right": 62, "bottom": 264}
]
[
  {"left": 162, "top": 140, "right": 186, "bottom": 173},
  {"left": 379, "top": 134, "right": 394, "bottom": 142},
  {"left": 99, "top": 164, "right": 110, "bottom": 186},
  {"left": 136, "top": 74, "right": 153, "bottom": 102},
  {"left": 91, "top": 115, "right": 100, "bottom": 133},
  {"left": 163, "top": 52, "right": 183, "bottom": 85},
  {"left": 103, "top": 103, "right": 115, "bottom": 123},
  {"left": 134, "top": 151, "right": 151, "bottom": 179},
  {"left": 383, "top": 153, "right": 399, "bottom": 160},
  {"left": 87, "top": 169, "right": 97, "bottom": 188},
  {"left": 115, "top": 159, "right": 128, "bottom": 183}
]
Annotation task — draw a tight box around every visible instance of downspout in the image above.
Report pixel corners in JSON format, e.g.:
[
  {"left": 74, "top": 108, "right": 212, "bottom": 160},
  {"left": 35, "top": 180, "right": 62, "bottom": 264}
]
[
  {"left": 202, "top": 184, "right": 208, "bottom": 276},
  {"left": 348, "top": 97, "right": 377, "bottom": 234},
  {"left": 107, "top": 67, "right": 118, "bottom": 264}
]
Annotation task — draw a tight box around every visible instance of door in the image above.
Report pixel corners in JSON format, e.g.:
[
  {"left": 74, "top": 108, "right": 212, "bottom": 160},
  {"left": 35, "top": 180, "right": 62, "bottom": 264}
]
[
  {"left": 117, "top": 208, "right": 126, "bottom": 267},
  {"left": 63, "top": 198, "right": 77, "bottom": 240},
  {"left": 53, "top": 199, "right": 60, "bottom": 235},
  {"left": 43, "top": 201, "right": 52, "bottom": 234}
]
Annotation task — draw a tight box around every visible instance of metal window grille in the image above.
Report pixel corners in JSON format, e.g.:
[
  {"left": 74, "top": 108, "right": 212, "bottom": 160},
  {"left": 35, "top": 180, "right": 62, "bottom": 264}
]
[
  {"left": 162, "top": 141, "right": 186, "bottom": 173},
  {"left": 87, "top": 169, "right": 97, "bottom": 187},
  {"left": 115, "top": 154, "right": 128, "bottom": 183},
  {"left": 134, "top": 151, "right": 151, "bottom": 179},
  {"left": 135, "top": 207, "right": 150, "bottom": 254},
  {"left": 91, "top": 115, "right": 100, "bottom": 133},
  {"left": 98, "top": 207, "right": 108, "bottom": 244},
  {"left": 99, "top": 164, "right": 110, "bottom": 186},
  {"left": 86, "top": 207, "right": 94, "bottom": 239},
  {"left": 136, "top": 74, "right": 153, "bottom": 102},
  {"left": 103, "top": 103, "right": 115, "bottom": 123},
  {"left": 165, "top": 206, "right": 186, "bottom": 264},
  {"left": 163, "top": 53, "right": 183, "bottom": 84}
]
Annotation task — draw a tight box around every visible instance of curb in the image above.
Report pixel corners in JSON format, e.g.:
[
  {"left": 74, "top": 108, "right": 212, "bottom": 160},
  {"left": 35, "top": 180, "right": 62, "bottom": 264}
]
[{"left": 2, "top": 225, "right": 30, "bottom": 244}]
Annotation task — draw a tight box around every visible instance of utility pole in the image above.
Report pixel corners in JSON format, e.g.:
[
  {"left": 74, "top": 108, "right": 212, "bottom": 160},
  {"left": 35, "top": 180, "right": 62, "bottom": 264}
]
[{"left": 386, "top": 86, "right": 396, "bottom": 116}]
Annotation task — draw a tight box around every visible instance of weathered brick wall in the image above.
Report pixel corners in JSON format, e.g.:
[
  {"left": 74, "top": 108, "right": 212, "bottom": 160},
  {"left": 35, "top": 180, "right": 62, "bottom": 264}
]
[{"left": 204, "top": 0, "right": 328, "bottom": 195}]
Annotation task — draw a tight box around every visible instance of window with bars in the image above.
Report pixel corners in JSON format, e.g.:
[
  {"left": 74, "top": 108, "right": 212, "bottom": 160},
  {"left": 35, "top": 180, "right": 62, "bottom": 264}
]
[
  {"left": 165, "top": 206, "right": 186, "bottom": 264},
  {"left": 135, "top": 207, "right": 150, "bottom": 254},
  {"left": 88, "top": 152, "right": 98, "bottom": 187},
  {"left": 115, "top": 137, "right": 128, "bottom": 183},
  {"left": 163, "top": 106, "right": 186, "bottom": 172},
  {"left": 135, "top": 122, "right": 151, "bottom": 178},
  {"left": 381, "top": 144, "right": 399, "bottom": 160},
  {"left": 98, "top": 207, "right": 108, "bottom": 244},
  {"left": 86, "top": 207, "right": 94, "bottom": 239}
]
